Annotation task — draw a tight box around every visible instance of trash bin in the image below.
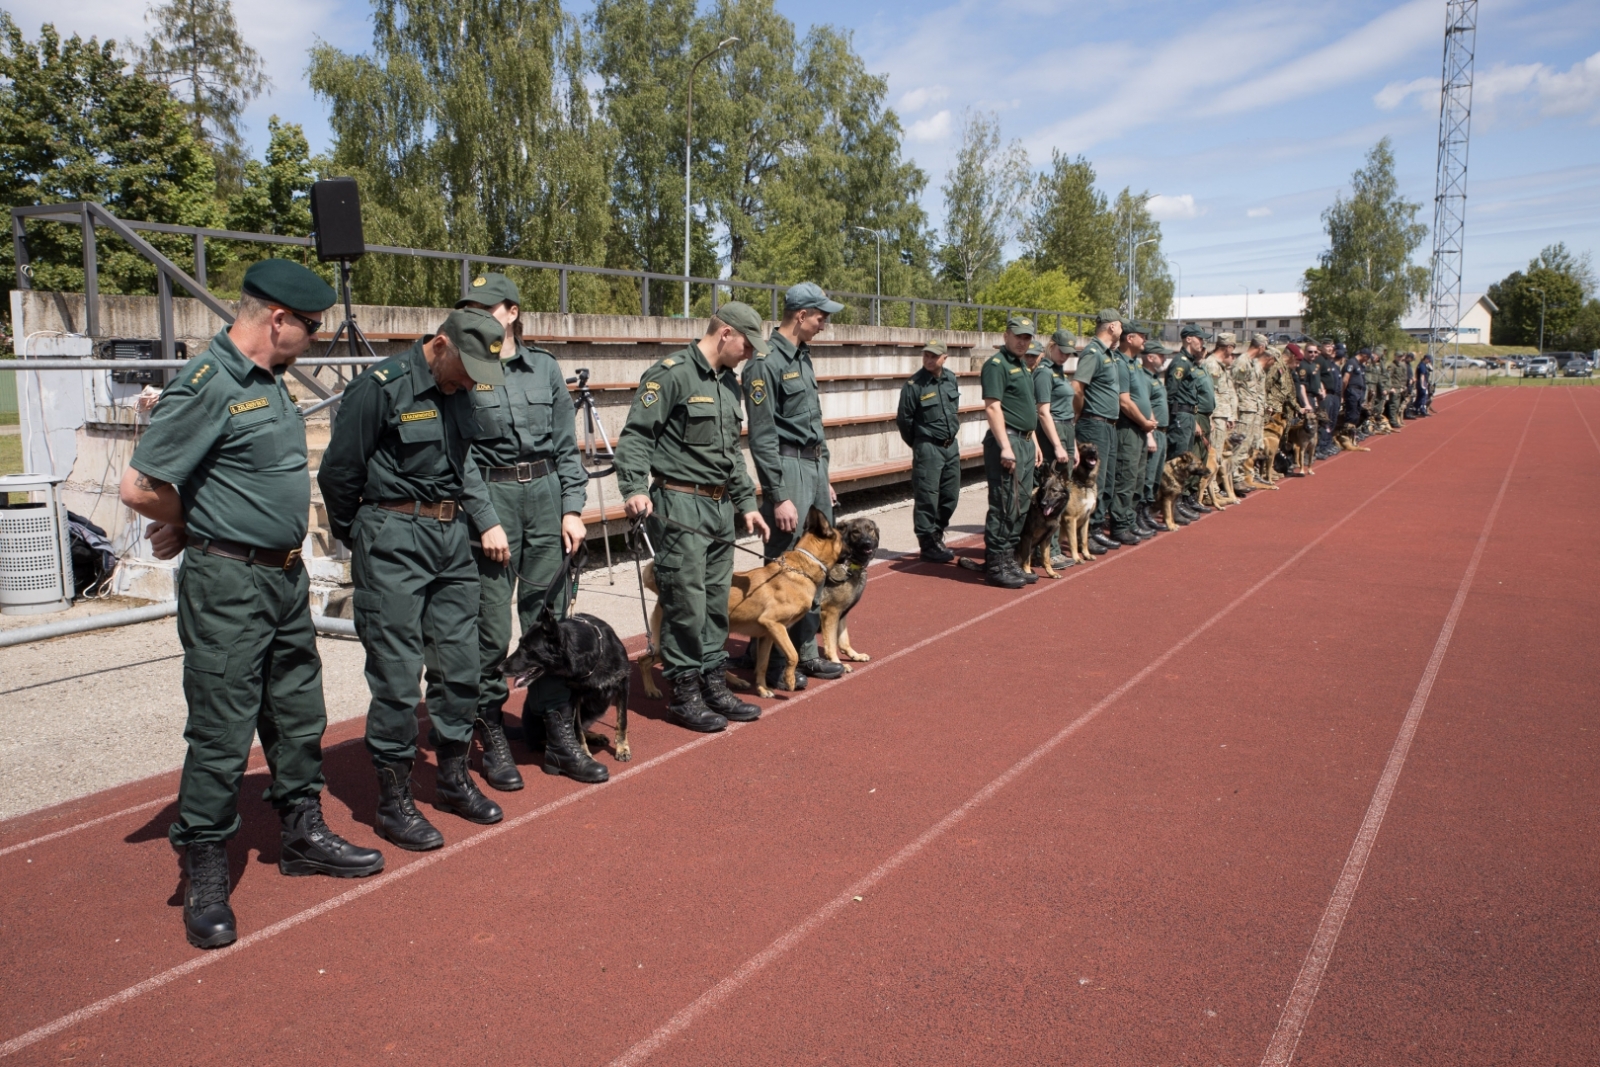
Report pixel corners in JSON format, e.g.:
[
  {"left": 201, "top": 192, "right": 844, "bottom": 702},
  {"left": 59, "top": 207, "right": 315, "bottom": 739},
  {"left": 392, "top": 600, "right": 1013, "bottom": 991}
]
[{"left": 0, "top": 473, "right": 75, "bottom": 615}]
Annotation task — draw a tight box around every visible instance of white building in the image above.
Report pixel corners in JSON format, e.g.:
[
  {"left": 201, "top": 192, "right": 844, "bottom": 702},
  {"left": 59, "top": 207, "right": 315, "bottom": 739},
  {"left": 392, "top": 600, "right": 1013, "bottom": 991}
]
[
  {"left": 1163, "top": 292, "right": 1307, "bottom": 342},
  {"left": 1400, "top": 293, "right": 1497, "bottom": 345}
]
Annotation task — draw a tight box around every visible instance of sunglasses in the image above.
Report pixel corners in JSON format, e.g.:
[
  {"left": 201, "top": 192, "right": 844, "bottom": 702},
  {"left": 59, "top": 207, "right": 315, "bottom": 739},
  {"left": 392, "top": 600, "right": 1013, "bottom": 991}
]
[{"left": 272, "top": 306, "right": 323, "bottom": 334}]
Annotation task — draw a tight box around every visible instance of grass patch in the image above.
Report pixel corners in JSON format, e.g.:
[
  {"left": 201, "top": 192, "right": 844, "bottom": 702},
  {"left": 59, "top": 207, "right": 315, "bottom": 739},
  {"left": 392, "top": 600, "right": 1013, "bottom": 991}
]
[
  {"left": 0, "top": 411, "right": 18, "bottom": 426},
  {"left": 1479, "top": 376, "right": 1600, "bottom": 387},
  {"left": 0, "top": 433, "right": 21, "bottom": 475}
]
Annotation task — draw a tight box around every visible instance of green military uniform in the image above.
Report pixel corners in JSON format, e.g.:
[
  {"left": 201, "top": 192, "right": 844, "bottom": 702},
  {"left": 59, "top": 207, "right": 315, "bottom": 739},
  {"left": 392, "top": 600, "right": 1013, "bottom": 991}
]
[
  {"left": 1112, "top": 345, "right": 1151, "bottom": 535},
  {"left": 1164, "top": 337, "right": 1201, "bottom": 466},
  {"left": 133, "top": 327, "right": 326, "bottom": 848},
  {"left": 1073, "top": 319, "right": 1123, "bottom": 532},
  {"left": 896, "top": 344, "right": 962, "bottom": 549},
  {"left": 1232, "top": 339, "right": 1266, "bottom": 485},
  {"left": 615, "top": 342, "right": 758, "bottom": 681},
  {"left": 1037, "top": 336, "right": 1078, "bottom": 561},
  {"left": 1201, "top": 345, "right": 1237, "bottom": 463},
  {"left": 980, "top": 327, "right": 1039, "bottom": 564},
  {"left": 1385, "top": 354, "right": 1408, "bottom": 427},
  {"left": 1143, "top": 351, "right": 1170, "bottom": 512},
  {"left": 318, "top": 324, "right": 503, "bottom": 769},
  {"left": 1264, "top": 350, "right": 1300, "bottom": 421}
]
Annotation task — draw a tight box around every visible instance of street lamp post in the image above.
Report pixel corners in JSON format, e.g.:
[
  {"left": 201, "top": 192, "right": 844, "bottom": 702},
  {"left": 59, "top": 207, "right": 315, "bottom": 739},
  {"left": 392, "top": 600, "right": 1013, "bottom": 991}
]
[
  {"left": 684, "top": 36, "right": 739, "bottom": 318},
  {"left": 1166, "top": 258, "right": 1181, "bottom": 339},
  {"left": 1529, "top": 285, "right": 1546, "bottom": 353},
  {"left": 853, "top": 226, "right": 884, "bottom": 325},
  {"left": 1126, "top": 194, "right": 1157, "bottom": 317},
  {"left": 1130, "top": 237, "right": 1156, "bottom": 318}
]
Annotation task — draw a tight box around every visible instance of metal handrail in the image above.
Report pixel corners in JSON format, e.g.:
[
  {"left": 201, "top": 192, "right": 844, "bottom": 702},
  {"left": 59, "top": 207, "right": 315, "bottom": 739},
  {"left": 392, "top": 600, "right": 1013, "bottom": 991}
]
[{"left": 11, "top": 201, "right": 1090, "bottom": 334}]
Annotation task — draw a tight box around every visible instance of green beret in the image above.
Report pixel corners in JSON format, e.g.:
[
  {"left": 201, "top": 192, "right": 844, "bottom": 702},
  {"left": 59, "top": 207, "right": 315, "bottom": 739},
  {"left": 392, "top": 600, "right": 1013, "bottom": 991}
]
[
  {"left": 922, "top": 340, "right": 948, "bottom": 357},
  {"left": 456, "top": 271, "right": 521, "bottom": 310},
  {"left": 714, "top": 301, "right": 770, "bottom": 355},
  {"left": 1050, "top": 327, "right": 1077, "bottom": 349},
  {"left": 784, "top": 282, "right": 845, "bottom": 315},
  {"left": 439, "top": 308, "right": 506, "bottom": 387},
  {"left": 1096, "top": 308, "right": 1123, "bottom": 327},
  {"left": 1122, "top": 319, "right": 1148, "bottom": 338},
  {"left": 241, "top": 259, "right": 337, "bottom": 313},
  {"left": 1006, "top": 313, "right": 1036, "bottom": 335}
]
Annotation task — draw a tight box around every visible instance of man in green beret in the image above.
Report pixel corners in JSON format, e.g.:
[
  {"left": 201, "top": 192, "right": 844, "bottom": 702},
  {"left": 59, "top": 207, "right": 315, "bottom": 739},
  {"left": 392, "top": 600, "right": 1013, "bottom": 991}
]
[
  {"left": 896, "top": 340, "right": 963, "bottom": 563},
  {"left": 319, "top": 309, "right": 513, "bottom": 852},
  {"left": 433, "top": 272, "right": 595, "bottom": 785},
  {"left": 1072, "top": 309, "right": 1126, "bottom": 553},
  {"left": 976, "top": 314, "right": 1056, "bottom": 587},
  {"left": 1109, "top": 321, "right": 1160, "bottom": 544},
  {"left": 617, "top": 303, "right": 769, "bottom": 729},
  {"left": 120, "top": 259, "right": 384, "bottom": 950},
  {"left": 740, "top": 282, "right": 845, "bottom": 689}
]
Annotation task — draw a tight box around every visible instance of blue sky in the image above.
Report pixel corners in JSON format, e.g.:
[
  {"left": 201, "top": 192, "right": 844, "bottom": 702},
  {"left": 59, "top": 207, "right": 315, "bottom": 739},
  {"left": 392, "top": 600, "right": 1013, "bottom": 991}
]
[{"left": 8, "top": 0, "right": 1599, "bottom": 297}]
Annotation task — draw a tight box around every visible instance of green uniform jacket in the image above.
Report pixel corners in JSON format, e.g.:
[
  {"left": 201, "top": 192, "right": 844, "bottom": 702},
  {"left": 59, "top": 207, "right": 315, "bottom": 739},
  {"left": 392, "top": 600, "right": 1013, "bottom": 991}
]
[
  {"left": 317, "top": 340, "right": 498, "bottom": 545},
  {"left": 896, "top": 366, "right": 962, "bottom": 445},
  {"left": 1387, "top": 357, "right": 1410, "bottom": 391},
  {"left": 131, "top": 329, "right": 310, "bottom": 551},
  {"left": 1147, "top": 366, "right": 1170, "bottom": 427},
  {"left": 1164, "top": 353, "right": 1199, "bottom": 407},
  {"left": 1194, "top": 361, "right": 1217, "bottom": 416},
  {"left": 1040, "top": 356, "right": 1076, "bottom": 422},
  {"left": 1233, "top": 355, "right": 1265, "bottom": 413},
  {"left": 742, "top": 331, "right": 828, "bottom": 506},
  {"left": 1074, "top": 338, "right": 1122, "bottom": 420},
  {"left": 1264, "top": 356, "right": 1298, "bottom": 412},
  {"left": 614, "top": 345, "right": 757, "bottom": 512},
  {"left": 1125, "top": 354, "right": 1153, "bottom": 419},
  {"left": 981, "top": 347, "right": 1039, "bottom": 432},
  {"left": 464, "top": 343, "right": 588, "bottom": 514}
]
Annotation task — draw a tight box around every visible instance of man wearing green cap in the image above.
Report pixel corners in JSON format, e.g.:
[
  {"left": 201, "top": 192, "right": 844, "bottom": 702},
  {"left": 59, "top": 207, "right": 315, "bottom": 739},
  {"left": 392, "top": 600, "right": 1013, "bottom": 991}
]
[
  {"left": 319, "top": 308, "right": 513, "bottom": 852},
  {"left": 617, "top": 304, "right": 769, "bottom": 730},
  {"left": 1072, "top": 309, "right": 1125, "bottom": 553},
  {"left": 976, "top": 315, "right": 1044, "bottom": 587},
  {"left": 436, "top": 273, "right": 595, "bottom": 786},
  {"left": 896, "top": 340, "right": 963, "bottom": 563},
  {"left": 740, "top": 282, "right": 845, "bottom": 688},
  {"left": 1109, "top": 321, "right": 1159, "bottom": 545},
  {"left": 1165, "top": 326, "right": 1206, "bottom": 521},
  {"left": 1035, "top": 327, "right": 1080, "bottom": 567},
  {"left": 121, "top": 259, "right": 384, "bottom": 950},
  {"left": 1140, "top": 341, "right": 1172, "bottom": 531}
]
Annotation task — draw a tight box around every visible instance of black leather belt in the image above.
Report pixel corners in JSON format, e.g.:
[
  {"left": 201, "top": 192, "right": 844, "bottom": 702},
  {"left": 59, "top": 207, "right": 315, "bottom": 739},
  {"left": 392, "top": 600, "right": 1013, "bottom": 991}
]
[
  {"left": 194, "top": 537, "right": 303, "bottom": 570},
  {"left": 1170, "top": 403, "right": 1196, "bottom": 413},
  {"left": 484, "top": 458, "right": 554, "bottom": 482},
  {"left": 1080, "top": 412, "right": 1115, "bottom": 424},
  {"left": 779, "top": 442, "right": 824, "bottom": 460},
  {"left": 917, "top": 435, "right": 956, "bottom": 448}
]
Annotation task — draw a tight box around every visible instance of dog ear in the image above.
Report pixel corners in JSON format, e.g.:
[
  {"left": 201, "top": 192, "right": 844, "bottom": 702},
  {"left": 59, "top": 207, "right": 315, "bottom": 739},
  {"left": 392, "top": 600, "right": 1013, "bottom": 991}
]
[{"left": 804, "top": 506, "right": 834, "bottom": 539}]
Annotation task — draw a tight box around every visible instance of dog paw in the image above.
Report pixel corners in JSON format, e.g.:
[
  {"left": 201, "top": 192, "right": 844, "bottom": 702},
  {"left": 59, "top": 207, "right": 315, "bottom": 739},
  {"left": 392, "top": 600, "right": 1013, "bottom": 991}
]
[
  {"left": 757, "top": 686, "right": 776, "bottom": 699},
  {"left": 615, "top": 741, "right": 632, "bottom": 762},
  {"left": 723, "top": 672, "right": 753, "bottom": 692},
  {"left": 845, "top": 651, "right": 870, "bottom": 662}
]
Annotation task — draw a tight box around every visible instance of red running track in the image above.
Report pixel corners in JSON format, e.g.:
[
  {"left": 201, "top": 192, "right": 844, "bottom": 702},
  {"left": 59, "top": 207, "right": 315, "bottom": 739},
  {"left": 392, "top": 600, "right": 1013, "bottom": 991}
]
[{"left": 2, "top": 387, "right": 1595, "bottom": 1066}]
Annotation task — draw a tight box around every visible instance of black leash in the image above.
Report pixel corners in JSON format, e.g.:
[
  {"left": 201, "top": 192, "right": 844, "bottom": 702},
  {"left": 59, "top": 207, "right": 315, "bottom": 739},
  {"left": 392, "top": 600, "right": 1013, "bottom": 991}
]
[{"left": 650, "top": 512, "right": 776, "bottom": 562}]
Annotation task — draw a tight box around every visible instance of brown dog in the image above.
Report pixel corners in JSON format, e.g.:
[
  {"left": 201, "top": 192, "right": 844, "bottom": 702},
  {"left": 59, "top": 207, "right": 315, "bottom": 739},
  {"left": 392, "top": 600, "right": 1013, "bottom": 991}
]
[
  {"left": 1284, "top": 411, "right": 1316, "bottom": 474},
  {"left": 1054, "top": 443, "right": 1100, "bottom": 565},
  {"left": 637, "top": 506, "right": 843, "bottom": 700},
  {"left": 1252, "top": 413, "right": 1287, "bottom": 488},
  {"left": 818, "top": 517, "right": 879, "bottom": 670},
  {"left": 1199, "top": 431, "right": 1245, "bottom": 508},
  {"left": 1156, "top": 451, "right": 1203, "bottom": 530},
  {"left": 1018, "top": 463, "right": 1074, "bottom": 579},
  {"left": 1334, "top": 425, "right": 1371, "bottom": 452}
]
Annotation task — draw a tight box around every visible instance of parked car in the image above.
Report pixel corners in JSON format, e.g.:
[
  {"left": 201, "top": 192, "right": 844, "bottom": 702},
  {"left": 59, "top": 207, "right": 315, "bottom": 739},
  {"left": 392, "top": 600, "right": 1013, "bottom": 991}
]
[
  {"left": 1441, "top": 355, "right": 1486, "bottom": 368},
  {"left": 1563, "top": 358, "right": 1593, "bottom": 377},
  {"left": 1524, "top": 356, "right": 1557, "bottom": 378}
]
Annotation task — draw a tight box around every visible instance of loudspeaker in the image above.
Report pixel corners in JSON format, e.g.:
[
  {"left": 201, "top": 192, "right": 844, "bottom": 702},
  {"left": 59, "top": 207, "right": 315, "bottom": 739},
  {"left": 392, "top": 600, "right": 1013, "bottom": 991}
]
[{"left": 310, "top": 178, "right": 365, "bottom": 261}]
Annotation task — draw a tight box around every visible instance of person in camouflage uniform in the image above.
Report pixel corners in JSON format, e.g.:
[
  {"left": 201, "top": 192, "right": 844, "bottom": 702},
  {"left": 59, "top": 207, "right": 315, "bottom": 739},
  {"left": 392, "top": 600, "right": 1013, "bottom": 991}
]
[
  {"left": 1200, "top": 335, "right": 1238, "bottom": 494},
  {"left": 1264, "top": 343, "right": 1302, "bottom": 422},
  {"left": 1385, "top": 351, "right": 1409, "bottom": 428},
  {"left": 1230, "top": 333, "right": 1268, "bottom": 492}
]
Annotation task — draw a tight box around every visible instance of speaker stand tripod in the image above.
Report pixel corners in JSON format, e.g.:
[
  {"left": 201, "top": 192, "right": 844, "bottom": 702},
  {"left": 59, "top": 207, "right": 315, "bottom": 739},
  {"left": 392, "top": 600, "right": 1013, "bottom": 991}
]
[{"left": 320, "top": 259, "right": 382, "bottom": 383}]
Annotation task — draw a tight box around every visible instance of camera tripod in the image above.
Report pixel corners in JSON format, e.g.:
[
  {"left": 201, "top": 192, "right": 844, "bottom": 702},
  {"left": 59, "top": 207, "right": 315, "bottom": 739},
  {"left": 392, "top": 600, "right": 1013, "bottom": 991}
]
[{"left": 567, "top": 368, "right": 619, "bottom": 581}]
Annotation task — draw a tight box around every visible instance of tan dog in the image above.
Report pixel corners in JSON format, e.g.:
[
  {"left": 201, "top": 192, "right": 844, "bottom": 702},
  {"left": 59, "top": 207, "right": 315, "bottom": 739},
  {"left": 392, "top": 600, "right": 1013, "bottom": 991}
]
[
  {"left": 819, "top": 517, "right": 879, "bottom": 670},
  {"left": 1284, "top": 411, "right": 1316, "bottom": 474},
  {"left": 637, "top": 506, "right": 843, "bottom": 700},
  {"left": 1199, "top": 432, "right": 1245, "bottom": 508},
  {"left": 1156, "top": 452, "right": 1203, "bottom": 530},
  {"left": 1054, "top": 443, "right": 1101, "bottom": 566},
  {"left": 1251, "top": 413, "right": 1287, "bottom": 488},
  {"left": 1334, "top": 425, "right": 1371, "bottom": 452}
]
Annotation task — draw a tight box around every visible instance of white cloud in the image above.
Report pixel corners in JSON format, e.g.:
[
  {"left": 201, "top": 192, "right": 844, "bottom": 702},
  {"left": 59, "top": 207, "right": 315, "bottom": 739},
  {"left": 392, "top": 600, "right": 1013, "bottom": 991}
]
[
  {"left": 1149, "top": 194, "right": 1198, "bottom": 220},
  {"left": 1376, "top": 50, "right": 1600, "bottom": 125},
  {"left": 1374, "top": 75, "right": 1438, "bottom": 111},
  {"left": 1247, "top": 206, "right": 1273, "bottom": 218},
  {"left": 898, "top": 85, "right": 950, "bottom": 113},
  {"left": 906, "top": 109, "right": 953, "bottom": 143}
]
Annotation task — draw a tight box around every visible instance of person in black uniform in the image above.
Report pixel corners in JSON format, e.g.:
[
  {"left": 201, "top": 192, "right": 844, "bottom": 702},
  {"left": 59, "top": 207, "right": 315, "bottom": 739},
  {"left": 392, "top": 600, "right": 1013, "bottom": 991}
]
[
  {"left": 1316, "top": 342, "right": 1343, "bottom": 457},
  {"left": 1340, "top": 347, "right": 1367, "bottom": 435}
]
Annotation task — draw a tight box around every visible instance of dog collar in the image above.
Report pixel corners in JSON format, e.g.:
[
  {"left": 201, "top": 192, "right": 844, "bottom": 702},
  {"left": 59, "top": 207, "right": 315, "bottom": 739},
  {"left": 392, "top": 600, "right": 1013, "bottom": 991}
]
[{"left": 784, "top": 546, "right": 829, "bottom": 583}]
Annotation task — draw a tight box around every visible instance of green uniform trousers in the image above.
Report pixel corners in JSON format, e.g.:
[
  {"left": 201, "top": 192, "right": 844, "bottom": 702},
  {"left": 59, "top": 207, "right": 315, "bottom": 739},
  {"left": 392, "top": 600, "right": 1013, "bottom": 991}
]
[
  {"left": 1385, "top": 391, "right": 1404, "bottom": 426},
  {"left": 1111, "top": 419, "right": 1148, "bottom": 534},
  {"left": 351, "top": 505, "right": 480, "bottom": 765},
  {"left": 759, "top": 452, "right": 832, "bottom": 661},
  {"left": 423, "top": 474, "right": 572, "bottom": 728},
  {"left": 649, "top": 485, "right": 736, "bottom": 678},
  {"left": 1074, "top": 415, "right": 1117, "bottom": 530},
  {"left": 911, "top": 437, "right": 961, "bottom": 545},
  {"left": 982, "top": 429, "right": 1035, "bottom": 561},
  {"left": 169, "top": 547, "right": 326, "bottom": 847},
  {"left": 1143, "top": 426, "right": 1168, "bottom": 506}
]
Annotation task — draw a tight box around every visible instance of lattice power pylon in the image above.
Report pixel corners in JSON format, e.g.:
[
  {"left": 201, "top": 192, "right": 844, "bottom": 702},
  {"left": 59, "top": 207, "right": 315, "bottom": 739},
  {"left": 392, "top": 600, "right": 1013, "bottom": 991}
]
[{"left": 1425, "top": 0, "right": 1478, "bottom": 382}]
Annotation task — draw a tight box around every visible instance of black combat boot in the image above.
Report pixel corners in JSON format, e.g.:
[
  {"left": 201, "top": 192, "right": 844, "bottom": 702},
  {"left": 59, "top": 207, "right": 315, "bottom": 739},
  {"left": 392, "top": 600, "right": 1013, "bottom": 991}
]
[
  {"left": 985, "top": 558, "right": 1025, "bottom": 588},
  {"left": 541, "top": 706, "right": 609, "bottom": 783},
  {"left": 374, "top": 759, "right": 445, "bottom": 852},
  {"left": 667, "top": 671, "right": 728, "bottom": 733},
  {"left": 279, "top": 797, "right": 385, "bottom": 878},
  {"left": 1184, "top": 493, "right": 1213, "bottom": 514},
  {"left": 1013, "top": 557, "right": 1039, "bottom": 584},
  {"left": 183, "top": 841, "right": 236, "bottom": 949},
  {"left": 703, "top": 669, "right": 761, "bottom": 722},
  {"left": 433, "top": 740, "right": 504, "bottom": 824},
  {"left": 1111, "top": 528, "right": 1141, "bottom": 546},
  {"left": 799, "top": 657, "right": 844, "bottom": 680},
  {"left": 473, "top": 714, "right": 525, "bottom": 792},
  {"left": 1135, "top": 509, "right": 1159, "bottom": 536},
  {"left": 919, "top": 538, "right": 954, "bottom": 563}
]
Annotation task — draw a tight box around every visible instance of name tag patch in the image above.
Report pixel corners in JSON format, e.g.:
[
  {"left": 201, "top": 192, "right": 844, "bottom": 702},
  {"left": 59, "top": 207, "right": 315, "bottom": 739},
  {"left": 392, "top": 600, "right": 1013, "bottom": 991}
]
[
  {"left": 228, "top": 397, "right": 270, "bottom": 416},
  {"left": 782, "top": 371, "right": 801, "bottom": 380},
  {"left": 686, "top": 395, "right": 716, "bottom": 404},
  {"left": 475, "top": 383, "right": 495, "bottom": 392},
  {"left": 921, "top": 391, "right": 937, "bottom": 401},
  {"left": 400, "top": 409, "right": 439, "bottom": 422}
]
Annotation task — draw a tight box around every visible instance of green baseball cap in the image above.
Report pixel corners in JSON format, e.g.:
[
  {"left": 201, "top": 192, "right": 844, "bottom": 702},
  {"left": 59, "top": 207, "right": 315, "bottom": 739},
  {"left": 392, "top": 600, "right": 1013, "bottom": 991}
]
[
  {"left": 439, "top": 308, "right": 507, "bottom": 387},
  {"left": 783, "top": 282, "right": 845, "bottom": 315},
  {"left": 1144, "top": 339, "right": 1169, "bottom": 356},
  {"left": 1122, "top": 319, "right": 1149, "bottom": 338},
  {"left": 1006, "top": 313, "right": 1036, "bottom": 335},
  {"left": 1180, "top": 325, "right": 1209, "bottom": 340},
  {"left": 1096, "top": 308, "right": 1123, "bottom": 327},
  {"left": 1027, "top": 340, "right": 1045, "bottom": 356},
  {"left": 922, "top": 340, "right": 948, "bottom": 357},
  {"left": 456, "top": 271, "right": 521, "bottom": 310},
  {"left": 241, "top": 259, "right": 337, "bottom": 313},
  {"left": 714, "top": 301, "right": 770, "bottom": 355},
  {"left": 1050, "top": 327, "right": 1078, "bottom": 349}
]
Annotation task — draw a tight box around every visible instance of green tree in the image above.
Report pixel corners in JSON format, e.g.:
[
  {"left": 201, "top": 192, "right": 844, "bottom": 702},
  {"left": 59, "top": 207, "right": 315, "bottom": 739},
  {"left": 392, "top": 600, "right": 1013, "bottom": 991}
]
[
  {"left": 1026, "top": 150, "right": 1119, "bottom": 308},
  {"left": 937, "top": 110, "right": 1029, "bottom": 302},
  {"left": 1562, "top": 299, "right": 1600, "bottom": 352},
  {"left": 1486, "top": 243, "right": 1593, "bottom": 348},
  {"left": 1111, "top": 188, "right": 1172, "bottom": 322},
  {"left": 310, "top": 0, "right": 613, "bottom": 310},
  {"left": 226, "top": 117, "right": 315, "bottom": 236},
  {"left": 1301, "top": 137, "right": 1429, "bottom": 349},
  {"left": 0, "top": 15, "right": 221, "bottom": 299},
  {"left": 963, "top": 260, "right": 1090, "bottom": 331},
  {"left": 136, "top": 0, "right": 269, "bottom": 190}
]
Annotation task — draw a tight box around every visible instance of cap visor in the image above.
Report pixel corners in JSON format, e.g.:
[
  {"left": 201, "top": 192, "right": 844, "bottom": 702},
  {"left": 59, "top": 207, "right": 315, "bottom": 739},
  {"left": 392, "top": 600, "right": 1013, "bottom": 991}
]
[
  {"left": 819, "top": 298, "right": 845, "bottom": 315},
  {"left": 740, "top": 329, "right": 770, "bottom": 355},
  {"left": 462, "top": 353, "right": 506, "bottom": 387}
]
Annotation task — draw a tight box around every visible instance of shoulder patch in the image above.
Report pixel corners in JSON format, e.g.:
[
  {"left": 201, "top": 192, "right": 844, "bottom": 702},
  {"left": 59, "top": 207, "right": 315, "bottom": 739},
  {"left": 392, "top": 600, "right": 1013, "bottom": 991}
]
[
  {"left": 988, "top": 356, "right": 1001, "bottom": 365},
  {"left": 661, "top": 358, "right": 676, "bottom": 368},
  {"left": 370, "top": 358, "right": 405, "bottom": 384},
  {"left": 640, "top": 387, "right": 660, "bottom": 408},
  {"left": 187, "top": 361, "right": 215, "bottom": 386},
  {"left": 749, "top": 380, "right": 767, "bottom": 406},
  {"left": 228, "top": 396, "right": 271, "bottom": 416},
  {"left": 399, "top": 408, "right": 438, "bottom": 422}
]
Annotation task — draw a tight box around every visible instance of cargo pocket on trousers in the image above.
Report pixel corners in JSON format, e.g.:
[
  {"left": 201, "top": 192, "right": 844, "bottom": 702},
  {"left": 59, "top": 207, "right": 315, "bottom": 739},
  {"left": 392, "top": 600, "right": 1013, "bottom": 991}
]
[{"left": 185, "top": 646, "right": 229, "bottom": 676}]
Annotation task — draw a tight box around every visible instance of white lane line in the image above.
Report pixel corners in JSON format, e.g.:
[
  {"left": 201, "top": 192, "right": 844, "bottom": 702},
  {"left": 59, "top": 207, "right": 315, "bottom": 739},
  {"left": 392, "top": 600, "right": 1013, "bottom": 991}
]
[
  {"left": 1257, "top": 391, "right": 1536, "bottom": 1067},
  {"left": 604, "top": 398, "right": 1504, "bottom": 1067},
  {"left": 1566, "top": 387, "right": 1600, "bottom": 456},
  {"left": 0, "top": 395, "right": 1499, "bottom": 1060}
]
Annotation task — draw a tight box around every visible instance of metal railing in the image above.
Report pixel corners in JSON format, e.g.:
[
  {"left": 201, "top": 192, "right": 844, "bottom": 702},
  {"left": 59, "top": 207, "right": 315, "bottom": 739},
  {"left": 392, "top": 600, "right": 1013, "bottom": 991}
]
[{"left": 11, "top": 201, "right": 1090, "bottom": 337}]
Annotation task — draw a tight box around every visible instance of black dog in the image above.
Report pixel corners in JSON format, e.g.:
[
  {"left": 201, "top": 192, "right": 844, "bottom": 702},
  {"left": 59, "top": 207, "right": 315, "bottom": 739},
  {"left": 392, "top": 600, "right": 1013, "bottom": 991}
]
[{"left": 504, "top": 610, "right": 632, "bottom": 783}]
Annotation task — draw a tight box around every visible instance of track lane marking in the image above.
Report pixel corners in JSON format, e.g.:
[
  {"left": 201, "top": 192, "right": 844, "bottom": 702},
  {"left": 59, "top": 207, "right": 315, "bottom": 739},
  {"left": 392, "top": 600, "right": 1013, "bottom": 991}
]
[
  {"left": 1566, "top": 386, "right": 1600, "bottom": 456},
  {"left": 602, "top": 396, "right": 1508, "bottom": 1067},
  {"left": 0, "top": 395, "right": 1501, "bottom": 1060},
  {"left": 1257, "top": 391, "right": 1537, "bottom": 1067}
]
